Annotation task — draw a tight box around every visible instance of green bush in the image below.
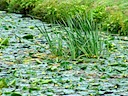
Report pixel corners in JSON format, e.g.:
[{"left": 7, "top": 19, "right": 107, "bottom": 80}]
[
  {"left": 32, "top": 0, "right": 88, "bottom": 22},
  {"left": 103, "top": 8, "right": 128, "bottom": 35},
  {"left": 0, "top": 0, "right": 8, "bottom": 10},
  {"left": 92, "top": 6, "right": 107, "bottom": 23},
  {"left": 6, "top": 0, "right": 38, "bottom": 14},
  {"left": 0, "top": 0, "right": 127, "bottom": 35}
]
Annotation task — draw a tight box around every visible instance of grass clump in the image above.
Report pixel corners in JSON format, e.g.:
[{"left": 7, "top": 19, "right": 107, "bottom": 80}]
[{"left": 37, "top": 13, "right": 104, "bottom": 60}]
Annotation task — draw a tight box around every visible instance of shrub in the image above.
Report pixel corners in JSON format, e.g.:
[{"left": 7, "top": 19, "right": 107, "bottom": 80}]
[
  {"left": 6, "top": 0, "right": 38, "bottom": 14},
  {"left": 32, "top": 0, "right": 87, "bottom": 22},
  {"left": 5, "top": 0, "right": 22, "bottom": 13},
  {"left": 122, "top": 19, "right": 128, "bottom": 35},
  {"left": 92, "top": 6, "right": 107, "bottom": 23},
  {"left": 0, "top": 0, "right": 127, "bottom": 35},
  {"left": 0, "top": 0, "right": 8, "bottom": 10},
  {"left": 103, "top": 7, "right": 128, "bottom": 35}
]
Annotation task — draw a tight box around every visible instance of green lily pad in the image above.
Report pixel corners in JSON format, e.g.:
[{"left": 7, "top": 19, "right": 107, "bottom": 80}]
[
  {"left": 11, "top": 92, "right": 22, "bottom": 96},
  {"left": 23, "top": 34, "right": 34, "bottom": 39},
  {"left": 0, "top": 38, "right": 9, "bottom": 46},
  {"left": 0, "top": 78, "right": 7, "bottom": 89}
]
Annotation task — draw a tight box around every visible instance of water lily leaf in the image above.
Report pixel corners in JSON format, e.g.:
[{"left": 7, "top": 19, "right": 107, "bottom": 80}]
[
  {"left": 41, "top": 79, "right": 52, "bottom": 84},
  {"left": 9, "top": 79, "right": 16, "bottom": 86},
  {"left": 47, "top": 66, "right": 58, "bottom": 71},
  {"left": 29, "top": 87, "right": 40, "bottom": 91},
  {"left": 79, "top": 65, "right": 87, "bottom": 70},
  {"left": 0, "top": 38, "right": 9, "bottom": 46},
  {"left": 3, "top": 26, "right": 9, "bottom": 30},
  {"left": 35, "top": 59, "right": 42, "bottom": 64},
  {"left": 23, "top": 34, "right": 34, "bottom": 39},
  {"left": 11, "top": 92, "right": 22, "bottom": 96},
  {"left": 91, "top": 83, "right": 100, "bottom": 86},
  {"left": 0, "top": 78, "right": 7, "bottom": 89},
  {"left": 28, "top": 26, "right": 35, "bottom": 29}
]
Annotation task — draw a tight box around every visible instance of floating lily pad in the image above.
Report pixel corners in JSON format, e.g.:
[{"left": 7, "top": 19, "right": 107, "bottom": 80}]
[
  {"left": 23, "top": 34, "right": 34, "bottom": 39},
  {"left": 0, "top": 78, "right": 7, "bottom": 89}
]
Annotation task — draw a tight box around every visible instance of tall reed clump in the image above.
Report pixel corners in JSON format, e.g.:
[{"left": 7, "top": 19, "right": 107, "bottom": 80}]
[{"left": 37, "top": 13, "right": 104, "bottom": 60}]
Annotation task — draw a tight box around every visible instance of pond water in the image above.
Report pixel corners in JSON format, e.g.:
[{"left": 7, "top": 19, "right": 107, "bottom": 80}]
[{"left": 0, "top": 11, "right": 128, "bottom": 96}]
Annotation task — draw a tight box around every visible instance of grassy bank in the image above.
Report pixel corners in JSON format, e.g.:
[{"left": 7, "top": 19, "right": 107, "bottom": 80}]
[{"left": 0, "top": 0, "right": 128, "bottom": 35}]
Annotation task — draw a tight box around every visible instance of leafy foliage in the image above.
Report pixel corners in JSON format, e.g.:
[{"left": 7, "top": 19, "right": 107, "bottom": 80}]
[
  {"left": 0, "top": 38, "right": 9, "bottom": 49},
  {"left": 32, "top": 0, "right": 88, "bottom": 22},
  {"left": 103, "top": 7, "right": 128, "bottom": 35},
  {"left": 6, "top": 0, "right": 38, "bottom": 14},
  {"left": 0, "top": 0, "right": 128, "bottom": 35},
  {"left": 0, "top": 0, "right": 8, "bottom": 10},
  {"left": 0, "top": 10, "right": 128, "bottom": 96}
]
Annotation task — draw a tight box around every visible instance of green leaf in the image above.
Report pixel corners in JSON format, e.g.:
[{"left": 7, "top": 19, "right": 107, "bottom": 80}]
[
  {"left": 9, "top": 79, "right": 16, "bottom": 86},
  {"left": 11, "top": 92, "right": 22, "bottom": 96},
  {"left": 23, "top": 34, "right": 34, "bottom": 39},
  {"left": 0, "top": 38, "right": 9, "bottom": 46},
  {"left": 29, "top": 87, "right": 40, "bottom": 91},
  {"left": 41, "top": 79, "right": 52, "bottom": 84},
  {"left": 28, "top": 26, "right": 35, "bottom": 29},
  {"left": 0, "top": 78, "right": 7, "bottom": 89},
  {"left": 35, "top": 59, "right": 42, "bottom": 64}
]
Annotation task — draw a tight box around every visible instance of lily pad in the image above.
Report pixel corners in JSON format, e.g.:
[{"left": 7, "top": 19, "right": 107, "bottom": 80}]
[{"left": 23, "top": 34, "right": 34, "bottom": 39}]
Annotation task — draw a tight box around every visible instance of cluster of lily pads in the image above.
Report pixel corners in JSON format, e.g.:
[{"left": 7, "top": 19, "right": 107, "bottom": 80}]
[{"left": 0, "top": 11, "right": 128, "bottom": 96}]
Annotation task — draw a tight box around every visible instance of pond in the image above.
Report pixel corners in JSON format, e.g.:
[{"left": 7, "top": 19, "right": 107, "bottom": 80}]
[{"left": 0, "top": 11, "right": 128, "bottom": 96}]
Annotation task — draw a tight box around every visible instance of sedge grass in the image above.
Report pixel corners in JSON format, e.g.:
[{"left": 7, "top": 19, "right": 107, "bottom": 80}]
[{"left": 37, "top": 13, "right": 104, "bottom": 60}]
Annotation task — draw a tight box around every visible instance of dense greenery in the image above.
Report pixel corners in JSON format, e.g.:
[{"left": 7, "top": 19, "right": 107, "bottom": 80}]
[
  {"left": 0, "top": 12, "right": 128, "bottom": 95},
  {"left": 0, "top": 0, "right": 128, "bottom": 35},
  {"left": 0, "top": 0, "right": 128, "bottom": 95}
]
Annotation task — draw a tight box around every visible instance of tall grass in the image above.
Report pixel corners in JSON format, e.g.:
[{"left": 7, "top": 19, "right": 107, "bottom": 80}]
[
  {"left": 36, "top": 23, "right": 64, "bottom": 57},
  {"left": 37, "top": 13, "right": 104, "bottom": 60}
]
